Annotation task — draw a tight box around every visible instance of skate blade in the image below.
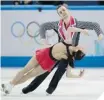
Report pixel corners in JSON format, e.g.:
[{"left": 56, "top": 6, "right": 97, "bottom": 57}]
[{"left": 46, "top": 93, "right": 51, "bottom": 96}]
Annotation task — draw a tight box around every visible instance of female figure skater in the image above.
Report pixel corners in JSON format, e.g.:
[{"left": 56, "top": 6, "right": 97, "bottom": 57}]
[{"left": 1, "top": 26, "right": 88, "bottom": 95}]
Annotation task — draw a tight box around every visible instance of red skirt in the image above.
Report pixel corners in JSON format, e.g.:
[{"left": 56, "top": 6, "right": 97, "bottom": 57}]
[{"left": 36, "top": 48, "right": 56, "bottom": 72}]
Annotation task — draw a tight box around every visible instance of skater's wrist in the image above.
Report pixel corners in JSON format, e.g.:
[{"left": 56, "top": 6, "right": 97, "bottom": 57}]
[{"left": 98, "top": 34, "right": 104, "bottom": 41}]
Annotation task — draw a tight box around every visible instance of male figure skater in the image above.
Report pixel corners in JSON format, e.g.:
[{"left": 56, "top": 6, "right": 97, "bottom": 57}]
[{"left": 22, "top": 4, "right": 104, "bottom": 95}]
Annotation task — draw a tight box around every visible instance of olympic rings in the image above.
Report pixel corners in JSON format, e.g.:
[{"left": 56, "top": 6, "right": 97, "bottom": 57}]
[
  {"left": 11, "top": 21, "right": 25, "bottom": 37},
  {"left": 26, "top": 21, "right": 40, "bottom": 38},
  {"left": 11, "top": 21, "right": 56, "bottom": 45},
  {"left": 11, "top": 21, "right": 40, "bottom": 38}
]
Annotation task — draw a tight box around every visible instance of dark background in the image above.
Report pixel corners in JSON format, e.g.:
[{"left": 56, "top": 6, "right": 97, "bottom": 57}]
[{"left": 1, "top": 1, "right": 104, "bottom": 6}]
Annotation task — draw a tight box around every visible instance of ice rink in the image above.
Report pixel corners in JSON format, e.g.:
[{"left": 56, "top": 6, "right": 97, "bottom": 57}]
[{"left": 1, "top": 68, "right": 104, "bottom": 100}]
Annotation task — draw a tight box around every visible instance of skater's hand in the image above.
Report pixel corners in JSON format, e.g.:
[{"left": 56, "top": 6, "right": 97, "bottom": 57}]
[
  {"left": 98, "top": 34, "right": 104, "bottom": 41},
  {"left": 79, "top": 69, "right": 85, "bottom": 77}
]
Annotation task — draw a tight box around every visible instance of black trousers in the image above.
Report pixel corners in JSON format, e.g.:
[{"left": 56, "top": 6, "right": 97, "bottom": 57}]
[{"left": 22, "top": 59, "right": 68, "bottom": 94}]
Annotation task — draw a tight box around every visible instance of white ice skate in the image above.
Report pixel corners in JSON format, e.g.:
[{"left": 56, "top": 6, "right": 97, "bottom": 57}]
[
  {"left": 1, "top": 83, "right": 13, "bottom": 95},
  {"left": 1, "top": 84, "right": 5, "bottom": 92}
]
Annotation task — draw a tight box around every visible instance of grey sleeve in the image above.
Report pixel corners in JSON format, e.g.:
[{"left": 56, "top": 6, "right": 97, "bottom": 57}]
[
  {"left": 39, "top": 21, "right": 59, "bottom": 39},
  {"left": 76, "top": 20, "right": 104, "bottom": 36}
]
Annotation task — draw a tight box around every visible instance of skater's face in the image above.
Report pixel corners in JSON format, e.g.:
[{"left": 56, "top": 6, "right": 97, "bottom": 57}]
[{"left": 57, "top": 6, "right": 70, "bottom": 19}]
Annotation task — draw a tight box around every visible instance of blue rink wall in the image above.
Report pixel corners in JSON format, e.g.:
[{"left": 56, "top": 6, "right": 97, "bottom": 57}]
[
  {"left": 1, "top": 5, "right": 104, "bottom": 68},
  {"left": 1, "top": 56, "right": 104, "bottom": 68},
  {"left": 1, "top": 5, "right": 104, "bottom": 10}
]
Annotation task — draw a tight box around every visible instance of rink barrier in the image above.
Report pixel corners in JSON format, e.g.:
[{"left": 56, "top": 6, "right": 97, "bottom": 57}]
[
  {"left": 1, "top": 5, "right": 104, "bottom": 67},
  {"left": 1, "top": 5, "right": 104, "bottom": 10},
  {"left": 1, "top": 56, "right": 104, "bottom": 67}
]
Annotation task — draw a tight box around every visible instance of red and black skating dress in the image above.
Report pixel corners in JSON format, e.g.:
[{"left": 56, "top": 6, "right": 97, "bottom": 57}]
[
  {"left": 36, "top": 42, "right": 73, "bottom": 72},
  {"left": 36, "top": 46, "right": 57, "bottom": 72}
]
